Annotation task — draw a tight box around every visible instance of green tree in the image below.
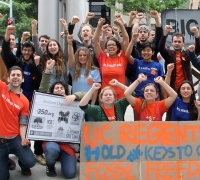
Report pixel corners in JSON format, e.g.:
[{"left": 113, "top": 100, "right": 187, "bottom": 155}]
[
  {"left": 103, "top": 0, "right": 188, "bottom": 25},
  {"left": 0, "top": 0, "right": 37, "bottom": 40}
]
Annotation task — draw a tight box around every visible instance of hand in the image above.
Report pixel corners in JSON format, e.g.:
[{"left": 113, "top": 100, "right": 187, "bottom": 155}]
[
  {"left": 112, "top": 26, "right": 119, "bottom": 35},
  {"left": 0, "top": 13, "right": 3, "bottom": 20},
  {"left": 194, "top": 100, "right": 200, "bottom": 110},
  {"left": 154, "top": 76, "right": 164, "bottom": 84},
  {"left": 71, "top": 16, "right": 80, "bottom": 25},
  {"left": 60, "top": 32, "right": 64, "bottom": 38},
  {"left": 46, "top": 59, "right": 55, "bottom": 70},
  {"left": 150, "top": 10, "right": 159, "bottom": 19},
  {"left": 67, "top": 34, "right": 73, "bottom": 43},
  {"left": 59, "top": 18, "right": 67, "bottom": 29},
  {"left": 164, "top": 25, "right": 172, "bottom": 35},
  {"left": 31, "top": 19, "right": 37, "bottom": 29},
  {"left": 86, "top": 12, "right": 95, "bottom": 20},
  {"left": 129, "top": 11, "right": 137, "bottom": 20},
  {"left": 65, "top": 95, "right": 76, "bottom": 105},
  {"left": 92, "top": 83, "right": 101, "bottom": 90},
  {"left": 114, "top": 18, "right": 123, "bottom": 26},
  {"left": 190, "top": 27, "right": 199, "bottom": 36},
  {"left": 114, "top": 14, "right": 122, "bottom": 20},
  {"left": 167, "top": 63, "right": 174, "bottom": 73},
  {"left": 98, "top": 18, "right": 106, "bottom": 26},
  {"left": 102, "top": 24, "right": 108, "bottom": 33},
  {"left": 132, "top": 33, "right": 139, "bottom": 41},
  {"left": 6, "top": 25, "right": 15, "bottom": 35},
  {"left": 34, "top": 55, "right": 40, "bottom": 66},
  {"left": 136, "top": 13, "right": 144, "bottom": 20},
  {"left": 137, "top": 73, "right": 147, "bottom": 82},
  {"left": 109, "top": 79, "right": 119, "bottom": 86},
  {"left": 22, "top": 31, "right": 31, "bottom": 40},
  {"left": 188, "top": 45, "right": 195, "bottom": 52},
  {"left": 21, "top": 137, "right": 30, "bottom": 146}
]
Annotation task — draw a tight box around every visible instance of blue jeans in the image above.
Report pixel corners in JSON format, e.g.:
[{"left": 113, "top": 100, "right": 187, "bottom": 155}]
[
  {"left": 44, "top": 142, "right": 77, "bottom": 179},
  {"left": 0, "top": 135, "right": 36, "bottom": 180}
]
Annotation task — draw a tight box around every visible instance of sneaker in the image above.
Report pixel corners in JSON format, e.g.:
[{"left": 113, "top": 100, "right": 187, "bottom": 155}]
[
  {"left": 46, "top": 165, "right": 57, "bottom": 177},
  {"left": 21, "top": 168, "right": 31, "bottom": 176},
  {"left": 8, "top": 158, "right": 16, "bottom": 170},
  {"left": 35, "top": 155, "right": 46, "bottom": 165}
]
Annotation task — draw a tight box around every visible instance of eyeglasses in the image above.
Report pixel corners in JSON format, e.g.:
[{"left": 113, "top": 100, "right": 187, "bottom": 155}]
[{"left": 107, "top": 44, "right": 117, "bottom": 47}]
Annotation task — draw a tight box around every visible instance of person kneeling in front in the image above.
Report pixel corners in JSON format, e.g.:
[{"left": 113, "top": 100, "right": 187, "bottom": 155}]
[{"left": 0, "top": 66, "right": 36, "bottom": 180}]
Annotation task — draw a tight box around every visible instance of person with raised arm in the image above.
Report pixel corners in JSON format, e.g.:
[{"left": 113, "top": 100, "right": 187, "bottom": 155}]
[
  {"left": 79, "top": 79, "right": 131, "bottom": 121},
  {"left": 124, "top": 74, "right": 177, "bottom": 121}
]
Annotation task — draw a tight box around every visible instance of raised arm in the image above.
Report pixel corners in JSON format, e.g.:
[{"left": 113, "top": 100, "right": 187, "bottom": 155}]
[
  {"left": 188, "top": 44, "right": 200, "bottom": 71},
  {"left": 79, "top": 83, "right": 101, "bottom": 106},
  {"left": 132, "top": 13, "right": 143, "bottom": 33},
  {"left": 124, "top": 73, "right": 147, "bottom": 106},
  {"left": 67, "top": 34, "right": 75, "bottom": 70},
  {"left": 165, "top": 63, "right": 174, "bottom": 86},
  {"left": 154, "top": 76, "right": 177, "bottom": 108},
  {"left": 125, "top": 33, "right": 139, "bottom": 64},
  {"left": 94, "top": 18, "right": 106, "bottom": 58},
  {"left": 190, "top": 27, "right": 200, "bottom": 55},
  {"left": 109, "top": 79, "right": 127, "bottom": 91},
  {"left": 194, "top": 100, "right": 200, "bottom": 120},
  {"left": 114, "top": 18, "right": 129, "bottom": 51}
]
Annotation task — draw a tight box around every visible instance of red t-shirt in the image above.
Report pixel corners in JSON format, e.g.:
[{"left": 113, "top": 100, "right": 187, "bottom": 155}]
[
  {"left": 0, "top": 80, "right": 29, "bottom": 137},
  {"left": 97, "top": 50, "right": 128, "bottom": 100},
  {"left": 132, "top": 98, "right": 167, "bottom": 121},
  {"left": 101, "top": 104, "right": 116, "bottom": 121}
]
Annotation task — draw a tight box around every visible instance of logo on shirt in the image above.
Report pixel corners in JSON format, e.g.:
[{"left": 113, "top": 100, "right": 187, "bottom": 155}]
[
  {"left": 103, "top": 63, "right": 122, "bottom": 67},
  {"left": 1, "top": 94, "right": 21, "bottom": 110}
]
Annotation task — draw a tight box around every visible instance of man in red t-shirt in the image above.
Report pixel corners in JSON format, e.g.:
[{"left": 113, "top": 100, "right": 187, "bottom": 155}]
[{"left": 0, "top": 66, "right": 35, "bottom": 179}]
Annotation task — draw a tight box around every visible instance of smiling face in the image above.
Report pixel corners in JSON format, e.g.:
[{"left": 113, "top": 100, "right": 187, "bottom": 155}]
[
  {"left": 53, "top": 83, "right": 65, "bottom": 96},
  {"left": 100, "top": 89, "right": 115, "bottom": 105},
  {"left": 48, "top": 41, "right": 59, "bottom": 55},
  {"left": 7, "top": 69, "right": 24, "bottom": 88},
  {"left": 106, "top": 40, "right": 119, "bottom": 57},
  {"left": 22, "top": 47, "right": 33, "bottom": 61},
  {"left": 80, "top": 25, "right": 93, "bottom": 41},
  {"left": 180, "top": 83, "right": 193, "bottom": 100},
  {"left": 141, "top": 46, "right": 154, "bottom": 61},
  {"left": 143, "top": 85, "right": 158, "bottom": 102},
  {"left": 78, "top": 50, "right": 87, "bottom": 65}
]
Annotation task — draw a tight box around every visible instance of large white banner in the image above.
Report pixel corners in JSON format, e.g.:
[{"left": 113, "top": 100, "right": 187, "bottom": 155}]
[
  {"left": 161, "top": 9, "right": 200, "bottom": 47},
  {"left": 26, "top": 91, "right": 84, "bottom": 143}
]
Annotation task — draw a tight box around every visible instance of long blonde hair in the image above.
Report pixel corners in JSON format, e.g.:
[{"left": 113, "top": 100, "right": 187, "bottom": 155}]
[{"left": 73, "top": 47, "right": 96, "bottom": 81}]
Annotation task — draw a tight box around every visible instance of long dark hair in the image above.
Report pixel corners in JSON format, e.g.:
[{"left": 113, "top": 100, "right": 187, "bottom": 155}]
[{"left": 177, "top": 80, "right": 197, "bottom": 120}]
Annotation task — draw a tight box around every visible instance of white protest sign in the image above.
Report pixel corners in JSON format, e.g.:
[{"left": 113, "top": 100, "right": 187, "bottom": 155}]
[{"left": 26, "top": 91, "right": 84, "bottom": 143}]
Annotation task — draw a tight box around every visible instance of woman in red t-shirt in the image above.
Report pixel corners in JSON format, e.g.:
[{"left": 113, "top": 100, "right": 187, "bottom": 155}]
[
  {"left": 93, "top": 17, "right": 130, "bottom": 100},
  {"left": 124, "top": 73, "right": 177, "bottom": 121}
]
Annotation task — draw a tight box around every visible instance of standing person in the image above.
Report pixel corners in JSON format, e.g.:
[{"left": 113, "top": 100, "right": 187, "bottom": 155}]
[
  {"left": 79, "top": 79, "right": 130, "bottom": 121},
  {"left": 31, "top": 19, "right": 50, "bottom": 56},
  {"left": 67, "top": 35, "right": 101, "bottom": 121},
  {"left": 165, "top": 63, "right": 198, "bottom": 121},
  {"left": 93, "top": 17, "right": 129, "bottom": 100},
  {"left": 42, "top": 39, "right": 68, "bottom": 86},
  {"left": 124, "top": 74, "right": 177, "bottom": 121},
  {"left": 0, "top": 66, "right": 36, "bottom": 179},
  {"left": 158, "top": 25, "right": 200, "bottom": 90},
  {"left": 125, "top": 33, "right": 165, "bottom": 98}
]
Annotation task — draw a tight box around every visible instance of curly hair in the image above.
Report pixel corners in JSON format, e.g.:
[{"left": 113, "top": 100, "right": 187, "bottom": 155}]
[
  {"left": 105, "top": 37, "right": 121, "bottom": 54},
  {"left": 73, "top": 47, "right": 96, "bottom": 81},
  {"left": 49, "top": 81, "right": 69, "bottom": 95},
  {"left": 42, "top": 39, "right": 67, "bottom": 79}
]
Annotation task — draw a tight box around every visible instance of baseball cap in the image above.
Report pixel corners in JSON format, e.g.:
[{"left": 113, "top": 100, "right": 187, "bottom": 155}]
[{"left": 138, "top": 25, "right": 149, "bottom": 33}]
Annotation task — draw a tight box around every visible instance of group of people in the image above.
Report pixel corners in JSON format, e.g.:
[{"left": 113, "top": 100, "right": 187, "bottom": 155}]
[{"left": 1, "top": 9, "right": 200, "bottom": 180}]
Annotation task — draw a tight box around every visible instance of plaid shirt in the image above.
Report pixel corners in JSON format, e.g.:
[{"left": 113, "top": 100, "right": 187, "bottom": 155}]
[{"left": 158, "top": 35, "right": 200, "bottom": 89}]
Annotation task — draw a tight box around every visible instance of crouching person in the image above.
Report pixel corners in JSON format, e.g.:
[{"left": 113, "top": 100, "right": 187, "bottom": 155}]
[{"left": 0, "top": 66, "right": 36, "bottom": 180}]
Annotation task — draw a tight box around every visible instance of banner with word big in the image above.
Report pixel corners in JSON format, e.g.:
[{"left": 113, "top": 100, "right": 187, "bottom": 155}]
[{"left": 80, "top": 121, "right": 200, "bottom": 180}]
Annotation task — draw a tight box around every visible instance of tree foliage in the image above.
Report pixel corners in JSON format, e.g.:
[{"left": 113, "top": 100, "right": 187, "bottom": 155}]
[
  {"left": 103, "top": 0, "right": 188, "bottom": 14},
  {"left": 0, "top": 0, "right": 37, "bottom": 39}
]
